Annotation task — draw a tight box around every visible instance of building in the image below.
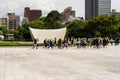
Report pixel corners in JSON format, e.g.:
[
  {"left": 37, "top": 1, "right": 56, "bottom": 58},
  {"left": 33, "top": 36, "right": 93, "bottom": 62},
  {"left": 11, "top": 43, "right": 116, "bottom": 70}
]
[
  {"left": 8, "top": 13, "right": 20, "bottom": 30},
  {"left": 85, "top": 0, "right": 111, "bottom": 20},
  {"left": 0, "top": 17, "right": 8, "bottom": 27},
  {"left": 15, "top": 15, "right": 20, "bottom": 29},
  {"left": 24, "top": 7, "right": 42, "bottom": 22},
  {"left": 111, "top": 9, "right": 120, "bottom": 18},
  {"left": 0, "top": 17, "right": 8, "bottom": 40},
  {"left": 21, "top": 17, "right": 29, "bottom": 25},
  {"left": 61, "top": 7, "right": 75, "bottom": 22}
]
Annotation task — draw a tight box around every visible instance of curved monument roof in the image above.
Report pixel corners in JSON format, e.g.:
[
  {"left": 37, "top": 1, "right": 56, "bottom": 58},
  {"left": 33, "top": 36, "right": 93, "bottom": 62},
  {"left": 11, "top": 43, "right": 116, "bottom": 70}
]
[{"left": 29, "top": 27, "right": 66, "bottom": 43}]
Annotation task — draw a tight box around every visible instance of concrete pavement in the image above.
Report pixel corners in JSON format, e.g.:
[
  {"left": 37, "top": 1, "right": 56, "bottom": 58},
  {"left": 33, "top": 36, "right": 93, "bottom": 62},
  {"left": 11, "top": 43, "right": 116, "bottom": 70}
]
[{"left": 0, "top": 46, "right": 120, "bottom": 80}]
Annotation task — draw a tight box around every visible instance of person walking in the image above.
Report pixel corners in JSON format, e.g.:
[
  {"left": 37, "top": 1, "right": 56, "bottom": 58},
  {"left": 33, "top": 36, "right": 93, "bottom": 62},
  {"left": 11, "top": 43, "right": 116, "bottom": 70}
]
[{"left": 33, "top": 38, "right": 38, "bottom": 49}]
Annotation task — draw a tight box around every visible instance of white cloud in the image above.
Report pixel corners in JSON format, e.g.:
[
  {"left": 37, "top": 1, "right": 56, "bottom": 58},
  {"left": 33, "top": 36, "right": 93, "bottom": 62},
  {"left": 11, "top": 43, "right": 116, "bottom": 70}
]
[{"left": 0, "top": 0, "right": 57, "bottom": 17}]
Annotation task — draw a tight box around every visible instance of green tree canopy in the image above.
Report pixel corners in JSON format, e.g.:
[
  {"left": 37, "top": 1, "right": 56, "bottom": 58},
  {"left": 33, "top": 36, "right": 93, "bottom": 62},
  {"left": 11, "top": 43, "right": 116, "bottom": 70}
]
[
  {"left": 66, "top": 19, "right": 85, "bottom": 38},
  {"left": 85, "top": 15, "right": 120, "bottom": 37},
  {"left": 18, "top": 14, "right": 120, "bottom": 41},
  {"left": 0, "top": 26, "right": 8, "bottom": 36},
  {"left": 45, "top": 10, "right": 63, "bottom": 29},
  {"left": 19, "top": 19, "right": 46, "bottom": 41}
]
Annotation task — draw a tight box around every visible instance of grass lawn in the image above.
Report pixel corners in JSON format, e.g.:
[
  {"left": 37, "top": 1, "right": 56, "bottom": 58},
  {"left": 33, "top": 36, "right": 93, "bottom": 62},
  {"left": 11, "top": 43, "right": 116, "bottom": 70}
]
[
  {"left": 0, "top": 41, "right": 44, "bottom": 46},
  {"left": 0, "top": 41, "right": 33, "bottom": 46}
]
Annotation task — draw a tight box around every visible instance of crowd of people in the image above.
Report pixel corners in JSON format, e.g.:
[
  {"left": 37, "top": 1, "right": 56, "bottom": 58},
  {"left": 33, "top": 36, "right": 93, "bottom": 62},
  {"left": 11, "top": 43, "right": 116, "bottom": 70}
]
[
  {"left": 32, "top": 37, "right": 120, "bottom": 49},
  {"left": 42, "top": 37, "right": 120, "bottom": 49}
]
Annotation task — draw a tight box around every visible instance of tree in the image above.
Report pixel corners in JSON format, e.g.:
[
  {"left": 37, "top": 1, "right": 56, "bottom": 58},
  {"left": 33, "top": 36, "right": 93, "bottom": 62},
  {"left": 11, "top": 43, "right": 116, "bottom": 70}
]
[
  {"left": 19, "top": 19, "right": 47, "bottom": 41},
  {"left": 66, "top": 20, "right": 85, "bottom": 38},
  {"left": 45, "top": 10, "right": 63, "bottom": 29},
  {"left": 19, "top": 24, "right": 31, "bottom": 41},
  {"left": 0, "top": 26, "right": 8, "bottom": 36},
  {"left": 85, "top": 14, "right": 120, "bottom": 37}
]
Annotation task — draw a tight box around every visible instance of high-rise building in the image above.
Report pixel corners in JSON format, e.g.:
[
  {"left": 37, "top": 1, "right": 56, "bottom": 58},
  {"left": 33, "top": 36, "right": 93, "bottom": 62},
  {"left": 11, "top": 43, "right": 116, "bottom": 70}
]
[
  {"left": 85, "top": 0, "right": 111, "bottom": 20},
  {"left": 8, "top": 13, "right": 16, "bottom": 30},
  {"left": 61, "top": 7, "right": 75, "bottom": 22},
  {"left": 24, "top": 7, "right": 42, "bottom": 22},
  {"left": 16, "top": 15, "right": 20, "bottom": 29},
  {"left": 8, "top": 13, "right": 20, "bottom": 30},
  {"left": 0, "top": 17, "right": 8, "bottom": 27}
]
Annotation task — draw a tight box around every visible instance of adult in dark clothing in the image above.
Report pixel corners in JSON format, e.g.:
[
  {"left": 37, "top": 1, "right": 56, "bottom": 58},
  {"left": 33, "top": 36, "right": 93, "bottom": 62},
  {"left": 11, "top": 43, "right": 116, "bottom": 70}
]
[
  {"left": 95, "top": 38, "right": 99, "bottom": 48},
  {"left": 102, "top": 38, "right": 107, "bottom": 48},
  {"left": 63, "top": 38, "right": 68, "bottom": 49},
  {"left": 33, "top": 38, "right": 38, "bottom": 49},
  {"left": 49, "top": 39, "right": 53, "bottom": 48},
  {"left": 115, "top": 37, "right": 119, "bottom": 45}
]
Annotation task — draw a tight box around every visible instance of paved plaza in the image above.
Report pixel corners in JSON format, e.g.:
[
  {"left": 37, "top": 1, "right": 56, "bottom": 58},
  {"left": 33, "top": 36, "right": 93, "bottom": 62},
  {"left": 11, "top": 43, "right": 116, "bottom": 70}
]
[{"left": 0, "top": 45, "right": 120, "bottom": 80}]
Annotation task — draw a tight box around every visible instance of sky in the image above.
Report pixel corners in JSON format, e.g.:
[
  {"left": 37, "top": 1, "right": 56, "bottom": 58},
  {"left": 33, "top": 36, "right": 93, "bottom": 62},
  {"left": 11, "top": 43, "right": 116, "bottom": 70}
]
[{"left": 0, "top": 0, "right": 120, "bottom": 19}]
